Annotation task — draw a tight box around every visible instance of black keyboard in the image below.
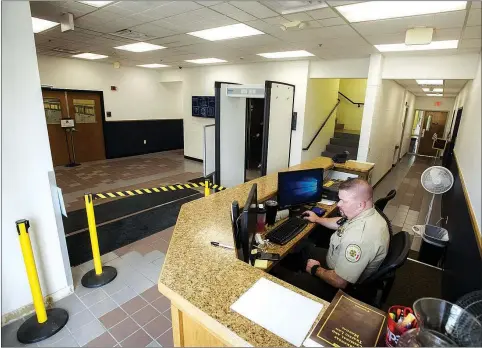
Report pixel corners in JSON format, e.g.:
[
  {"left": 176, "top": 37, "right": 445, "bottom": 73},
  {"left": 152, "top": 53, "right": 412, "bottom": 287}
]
[{"left": 265, "top": 217, "right": 308, "bottom": 245}]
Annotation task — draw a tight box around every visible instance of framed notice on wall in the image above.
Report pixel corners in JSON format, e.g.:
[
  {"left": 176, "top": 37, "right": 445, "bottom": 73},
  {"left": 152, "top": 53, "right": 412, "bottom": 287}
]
[
  {"left": 192, "top": 96, "right": 215, "bottom": 118},
  {"left": 74, "top": 99, "right": 96, "bottom": 123},
  {"left": 43, "top": 98, "right": 62, "bottom": 124}
]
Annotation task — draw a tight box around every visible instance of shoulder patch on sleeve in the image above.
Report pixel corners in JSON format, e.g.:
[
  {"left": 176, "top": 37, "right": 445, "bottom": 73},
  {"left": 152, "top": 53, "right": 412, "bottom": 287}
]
[{"left": 345, "top": 244, "right": 362, "bottom": 263}]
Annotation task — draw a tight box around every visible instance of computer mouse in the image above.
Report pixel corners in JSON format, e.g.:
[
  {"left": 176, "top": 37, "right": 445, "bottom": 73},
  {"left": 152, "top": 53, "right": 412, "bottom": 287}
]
[
  {"left": 312, "top": 207, "right": 326, "bottom": 217},
  {"left": 301, "top": 212, "right": 310, "bottom": 218}
]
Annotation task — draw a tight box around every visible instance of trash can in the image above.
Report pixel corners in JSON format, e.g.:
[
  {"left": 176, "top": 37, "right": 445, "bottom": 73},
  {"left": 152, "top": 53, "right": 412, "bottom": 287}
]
[{"left": 413, "top": 224, "right": 449, "bottom": 267}]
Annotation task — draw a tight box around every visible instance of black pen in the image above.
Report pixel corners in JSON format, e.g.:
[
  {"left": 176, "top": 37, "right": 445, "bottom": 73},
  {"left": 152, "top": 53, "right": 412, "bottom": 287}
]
[{"left": 210, "top": 241, "right": 234, "bottom": 250}]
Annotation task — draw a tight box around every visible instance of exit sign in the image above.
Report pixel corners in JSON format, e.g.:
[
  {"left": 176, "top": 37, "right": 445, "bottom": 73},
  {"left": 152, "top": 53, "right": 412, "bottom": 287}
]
[{"left": 435, "top": 101, "right": 442, "bottom": 107}]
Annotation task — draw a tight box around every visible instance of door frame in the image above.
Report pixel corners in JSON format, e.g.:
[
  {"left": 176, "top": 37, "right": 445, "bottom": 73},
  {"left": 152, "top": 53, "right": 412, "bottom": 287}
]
[
  {"left": 41, "top": 87, "right": 108, "bottom": 161},
  {"left": 415, "top": 109, "right": 449, "bottom": 158},
  {"left": 398, "top": 104, "right": 410, "bottom": 160}
]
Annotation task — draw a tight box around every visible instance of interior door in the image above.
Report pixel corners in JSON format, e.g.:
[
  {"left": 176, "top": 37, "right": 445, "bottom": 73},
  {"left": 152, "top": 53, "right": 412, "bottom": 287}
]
[
  {"left": 418, "top": 111, "right": 447, "bottom": 156},
  {"left": 66, "top": 91, "right": 106, "bottom": 163},
  {"left": 42, "top": 90, "right": 71, "bottom": 166}
]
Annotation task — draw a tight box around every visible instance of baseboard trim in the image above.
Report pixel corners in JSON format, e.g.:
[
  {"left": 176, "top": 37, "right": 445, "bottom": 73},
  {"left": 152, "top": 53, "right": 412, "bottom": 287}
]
[
  {"left": 373, "top": 167, "right": 393, "bottom": 188},
  {"left": 184, "top": 155, "right": 203, "bottom": 163},
  {"left": 1, "top": 285, "right": 73, "bottom": 326}
]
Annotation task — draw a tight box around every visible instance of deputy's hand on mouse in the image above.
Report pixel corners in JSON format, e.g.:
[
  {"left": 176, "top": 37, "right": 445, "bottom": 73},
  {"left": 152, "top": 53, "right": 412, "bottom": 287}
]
[
  {"left": 306, "top": 259, "right": 321, "bottom": 274},
  {"left": 302, "top": 211, "right": 318, "bottom": 223}
]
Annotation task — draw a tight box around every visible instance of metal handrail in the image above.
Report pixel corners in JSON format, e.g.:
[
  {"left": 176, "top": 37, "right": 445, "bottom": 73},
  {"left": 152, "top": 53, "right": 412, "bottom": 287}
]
[
  {"left": 302, "top": 99, "right": 341, "bottom": 151},
  {"left": 338, "top": 91, "right": 364, "bottom": 108}
]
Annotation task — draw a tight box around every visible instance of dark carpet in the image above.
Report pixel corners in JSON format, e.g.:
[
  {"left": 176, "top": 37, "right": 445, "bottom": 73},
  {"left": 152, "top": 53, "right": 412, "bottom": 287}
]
[
  {"left": 383, "top": 258, "right": 443, "bottom": 311},
  {"left": 63, "top": 188, "right": 200, "bottom": 234},
  {"left": 66, "top": 190, "right": 202, "bottom": 266}
]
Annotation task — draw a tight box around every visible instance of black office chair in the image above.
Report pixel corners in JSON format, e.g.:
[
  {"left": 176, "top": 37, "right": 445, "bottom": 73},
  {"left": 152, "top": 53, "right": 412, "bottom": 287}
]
[
  {"left": 348, "top": 230, "right": 411, "bottom": 308},
  {"left": 375, "top": 189, "right": 397, "bottom": 211}
]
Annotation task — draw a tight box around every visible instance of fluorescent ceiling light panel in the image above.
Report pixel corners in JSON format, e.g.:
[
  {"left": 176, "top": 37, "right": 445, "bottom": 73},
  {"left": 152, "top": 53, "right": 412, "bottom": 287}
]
[
  {"left": 426, "top": 93, "right": 444, "bottom": 96},
  {"left": 336, "top": 1, "right": 467, "bottom": 23},
  {"left": 257, "top": 50, "right": 314, "bottom": 59},
  {"left": 185, "top": 58, "right": 227, "bottom": 64},
  {"left": 72, "top": 53, "right": 108, "bottom": 59},
  {"left": 375, "top": 40, "right": 458, "bottom": 52},
  {"left": 417, "top": 80, "right": 444, "bottom": 85},
  {"left": 79, "top": 1, "right": 113, "bottom": 7},
  {"left": 137, "top": 63, "right": 170, "bottom": 68},
  {"left": 32, "top": 17, "right": 59, "bottom": 33},
  {"left": 114, "top": 42, "right": 166, "bottom": 52},
  {"left": 187, "top": 24, "right": 264, "bottom": 41},
  {"left": 422, "top": 88, "right": 443, "bottom": 92}
]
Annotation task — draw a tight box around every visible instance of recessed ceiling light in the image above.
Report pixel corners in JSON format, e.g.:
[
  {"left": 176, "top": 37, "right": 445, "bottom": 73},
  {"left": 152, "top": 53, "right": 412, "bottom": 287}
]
[
  {"left": 72, "top": 53, "right": 108, "bottom": 60},
  {"left": 184, "top": 58, "right": 227, "bottom": 64},
  {"left": 257, "top": 50, "right": 314, "bottom": 59},
  {"left": 417, "top": 80, "right": 444, "bottom": 85},
  {"left": 79, "top": 1, "right": 113, "bottom": 8},
  {"left": 426, "top": 93, "right": 444, "bottom": 97},
  {"left": 187, "top": 24, "right": 264, "bottom": 41},
  {"left": 422, "top": 88, "right": 443, "bottom": 92},
  {"left": 137, "top": 63, "right": 170, "bottom": 68},
  {"left": 375, "top": 40, "right": 458, "bottom": 52},
  {"left": 114, "top": 42, "right": 166, "bottom": 52},
  {"left": 336, "top": 1, "right": 467, "bottom": 23},
  {"left": 32, "top": 17, "right": 59, "bottom": 33}
]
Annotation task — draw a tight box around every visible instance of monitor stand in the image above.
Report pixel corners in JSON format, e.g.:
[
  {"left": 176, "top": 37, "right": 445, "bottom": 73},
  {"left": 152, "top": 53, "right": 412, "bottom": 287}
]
[{"left": 289, "top": 206, "right": 303, "bottom": 218}]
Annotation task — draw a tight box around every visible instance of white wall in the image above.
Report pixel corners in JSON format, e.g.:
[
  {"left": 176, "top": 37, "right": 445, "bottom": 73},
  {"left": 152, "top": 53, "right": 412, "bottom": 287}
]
[
  {"left": 159, "top": 61, "right": 310, "bottom": 165},
  {"left": 400, "top": 91, "right": 416, "bottom": 157},
  {"left": 445, "top": 81, "right": 471, "bottom": 138},
  {"left": 366, "top": 80, "right": 407, "bottom": 184},
  {"left": 37, "top": 55, "right": 182, "bottom": 121},
  {"left": 415, "top": 96, "right": 455, "bottom": 112},
  {"left": 309, "top": 58, "right": 370, "bottom": 78},
  {"left": 2, "top": 2, "right": 71, "bottom": 321},
  {"left": 453, "top": 54, "right": 481, "bottom": 234},
  {"left": 382, "top": 53, "right": 480, "bottom": 80}
]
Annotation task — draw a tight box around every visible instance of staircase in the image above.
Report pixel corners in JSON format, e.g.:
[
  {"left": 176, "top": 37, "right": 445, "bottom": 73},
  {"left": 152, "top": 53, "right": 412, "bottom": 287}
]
[{"left": 322, "top": 131, "right": 360, "bottom": 160}]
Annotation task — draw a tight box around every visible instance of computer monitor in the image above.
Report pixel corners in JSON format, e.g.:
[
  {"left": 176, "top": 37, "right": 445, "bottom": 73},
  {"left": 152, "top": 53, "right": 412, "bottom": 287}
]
[
  {"left": 230, "top": 201, "right": 244, "bottom": 262},
  {"left": 277, "top": 169, "right": 323, "bottom": 210},
  {"left": 239, "top": 184, "right": 258, "bottom": 264}
]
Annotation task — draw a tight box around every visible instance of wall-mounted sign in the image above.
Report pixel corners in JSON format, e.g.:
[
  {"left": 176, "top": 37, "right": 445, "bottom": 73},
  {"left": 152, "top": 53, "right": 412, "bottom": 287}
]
[
  {"left": 61, "top": 119, "right": 75, "bottom": 128},
  {"left": 74, "top": 99, "right": 96, "bottom": 123},
  {"left": 43, "top": 98, "right": 62, "bottom": 124},
  {"left": 192, "top": 96, "right": 215, "bottom": 118}
]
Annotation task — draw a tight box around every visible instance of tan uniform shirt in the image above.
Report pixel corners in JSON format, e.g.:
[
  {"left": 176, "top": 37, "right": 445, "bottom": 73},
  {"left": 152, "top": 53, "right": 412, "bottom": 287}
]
[{"left": 326, "top": 208, "right": 389, "bottom": 284}]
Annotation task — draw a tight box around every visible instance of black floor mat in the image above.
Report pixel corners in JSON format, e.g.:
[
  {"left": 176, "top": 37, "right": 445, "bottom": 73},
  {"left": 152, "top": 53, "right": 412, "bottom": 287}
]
[
  {"left": 66, "top": 191, "right": 202, "bottom": 266},
  {"left": 383, "top": 258, "right": 443, "bottom": 310},
  {"left": 63, "top": 188, "right": 200, "bottom": 234}
]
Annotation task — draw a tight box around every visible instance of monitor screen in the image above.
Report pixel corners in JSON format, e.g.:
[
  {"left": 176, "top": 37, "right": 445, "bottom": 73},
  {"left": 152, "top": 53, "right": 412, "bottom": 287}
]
[
  {"left": 240, "top": 184, "right": 257, "bottom": 264},
  {"left": 277, "top": 169, "right": 323, "bottom": 209}
]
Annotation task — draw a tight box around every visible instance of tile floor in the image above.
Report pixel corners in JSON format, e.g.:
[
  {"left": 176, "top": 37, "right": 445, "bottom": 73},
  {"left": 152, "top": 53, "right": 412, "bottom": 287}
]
[
  {"left": 2, "top": 153, "right": 440, "bottom": 347},
  {"left": 55, "top": 150, "right": 203, "bottom": 212},
  {"left": 2, "top": 226, "right": 175, "bottom": 347}
]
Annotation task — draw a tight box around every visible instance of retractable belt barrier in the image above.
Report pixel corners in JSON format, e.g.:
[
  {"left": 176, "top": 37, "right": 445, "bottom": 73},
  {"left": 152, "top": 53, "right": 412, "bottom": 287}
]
[{"left": 80, "top": 178, "right": 226, "bottom": 290}]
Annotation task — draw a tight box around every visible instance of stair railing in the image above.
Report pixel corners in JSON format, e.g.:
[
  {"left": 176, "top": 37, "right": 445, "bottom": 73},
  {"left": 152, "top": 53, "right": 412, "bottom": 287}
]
[
  {"left": 338, "top": 92, "right": 364, "bottom": 108},
  {"left": 302, "top": 99, "right": 341, "bottom": 151}
]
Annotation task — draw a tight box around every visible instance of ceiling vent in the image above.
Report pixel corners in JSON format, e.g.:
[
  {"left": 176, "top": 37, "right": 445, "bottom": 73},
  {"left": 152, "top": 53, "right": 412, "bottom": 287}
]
[
  {"left": 52, "top": 47, "right": 81, "bottom": 54},
  {"left": 110, "top": 29, "right": 157, "bottom": 41}
]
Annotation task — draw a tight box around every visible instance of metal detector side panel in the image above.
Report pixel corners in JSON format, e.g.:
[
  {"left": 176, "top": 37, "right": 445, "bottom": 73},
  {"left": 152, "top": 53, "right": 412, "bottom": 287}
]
[
  {"left": 219, "top": 84, "right": 246, "bottom": 187},
  {"left": 263, "top": 82, "right": 295, "bottom": 175},
  {"left": 203, "top": 124, "right": 215, "bottom": 177}
]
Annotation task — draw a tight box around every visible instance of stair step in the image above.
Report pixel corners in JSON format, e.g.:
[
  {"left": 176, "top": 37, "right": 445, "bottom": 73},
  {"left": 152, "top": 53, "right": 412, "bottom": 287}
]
[
  {"left": 326, "top": 144, "right": 358, "bottom": 155},
  {"left": 334, "top": 132, "right": 360, "bottom": 141},
  {"left": 330, "top": 137, "right": 359, "bottom": 147},
  {"left": 322, "top": 151, "right": 356, "bottom": 160}
]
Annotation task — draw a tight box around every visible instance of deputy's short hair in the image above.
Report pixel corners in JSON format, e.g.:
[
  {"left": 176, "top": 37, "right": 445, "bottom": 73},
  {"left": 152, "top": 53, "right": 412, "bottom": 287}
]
[{"left": 339, "top": 178, "right": 373, "bottom": 200}]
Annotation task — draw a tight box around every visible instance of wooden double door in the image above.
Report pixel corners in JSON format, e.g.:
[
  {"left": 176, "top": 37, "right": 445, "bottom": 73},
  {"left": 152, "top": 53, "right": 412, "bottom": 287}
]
[{"left": 42, "top": 89, "right": 106, "bottom": 166}]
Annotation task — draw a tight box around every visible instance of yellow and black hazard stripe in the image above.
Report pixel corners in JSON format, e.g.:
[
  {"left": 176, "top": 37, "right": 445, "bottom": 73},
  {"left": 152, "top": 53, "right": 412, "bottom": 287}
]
[{"left": 93, "top": 182, "right": 226, "bottom": 200}]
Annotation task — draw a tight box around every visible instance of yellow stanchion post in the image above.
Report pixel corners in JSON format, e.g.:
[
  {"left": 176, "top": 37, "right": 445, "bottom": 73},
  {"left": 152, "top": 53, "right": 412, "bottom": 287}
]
[
  {"left": 15, "top": 219, "right": 69, "bottom": 344},
  {"left": 81, "top": 193, "right": 117, "bottom": 288},
  {"left": 204, "top": 179, "right": 210, "bottom": 197}
]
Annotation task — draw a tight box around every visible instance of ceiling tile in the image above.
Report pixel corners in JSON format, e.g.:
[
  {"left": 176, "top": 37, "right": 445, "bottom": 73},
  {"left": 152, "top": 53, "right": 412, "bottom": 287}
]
[
  {"left": 210, "top": 3, "right": 257, "bottom": 21},
  {"left": 149, "top": 34, "right": 208, "bottom": 47},
  {"left": 305, "top": 7, "right": 338, "bottom": 20},
  {"left": 360, "top": 33, "right": 406, "bottom": 45},
  {"left": 463, "top": 25, "right": 482, "bottom": 38},
  {"left": 316, "top": 24, "right": 359, "bottom": 39},
  {"left": 129, "top": 23, "right": 177, "bottom": 38},
  {"left": 229, "top": 1, "right": 279, "bottom": 19},
  {"left": 467, "top": 8, "right": 482, "bottom": 26},
  {"left": 223, "top": 34, "right": 283, "bottom": 48},
  {"left": 282, "top": 12, "right": 313, "bottom": 22},
  {"left": 471, "top": 1, "right": 481, "bottom": 9},
  {"left": 102, "top": 3, "right": 137, "bottom": 16},
  {"left": 196, "top": 1, "right": 225, "bottom": 6},
  {"left": 433, "top": 28, "right": 462, "bottom": 40},
  {"left": 459, "top": 38, "right": 482, "bottom": 48},
  {"left": 112, "top": 1, "right": 166, "bottom": 12},
  {"left": 431, "top": 10, "right": 467, "bottom": 28},
  {"left": 326, "top": 1, "right": 363, "bottom": 6},
  {"left": 79, "top": 8, "right": 123, "bottom": 22},
  {"left": 244, "top": 19, "right": 284, "bottom": 35},
  {"left": 263, "top": 16, "right": 287, "bottom": 25},
  {"left": 137, "top": 1, "right": 204, "bottom": 19},
  {"left": 319, "top": 17, "right": 345, "bottom": 27}
]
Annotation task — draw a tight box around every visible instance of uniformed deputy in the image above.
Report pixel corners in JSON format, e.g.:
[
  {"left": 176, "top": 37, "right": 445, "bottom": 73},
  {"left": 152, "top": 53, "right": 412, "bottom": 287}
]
[{"left": 270, "top": 178, "right": 390, "bottom": 301}]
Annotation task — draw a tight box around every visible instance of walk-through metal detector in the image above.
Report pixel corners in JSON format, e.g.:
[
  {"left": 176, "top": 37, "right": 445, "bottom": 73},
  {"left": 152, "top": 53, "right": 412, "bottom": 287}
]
[{"left": 211, "top": 80, "right": 295, "bottom": 188}]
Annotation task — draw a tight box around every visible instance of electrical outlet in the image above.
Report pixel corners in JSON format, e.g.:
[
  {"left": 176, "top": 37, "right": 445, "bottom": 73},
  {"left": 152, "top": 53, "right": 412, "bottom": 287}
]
[{"left": 144, "top": 140, "right": 147, "bottom": 145}]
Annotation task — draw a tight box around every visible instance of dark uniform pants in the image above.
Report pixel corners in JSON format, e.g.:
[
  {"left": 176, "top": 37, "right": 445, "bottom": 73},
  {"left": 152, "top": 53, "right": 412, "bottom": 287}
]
[{"left": 270, "top": 241, "right": 338, "bottom": 302}]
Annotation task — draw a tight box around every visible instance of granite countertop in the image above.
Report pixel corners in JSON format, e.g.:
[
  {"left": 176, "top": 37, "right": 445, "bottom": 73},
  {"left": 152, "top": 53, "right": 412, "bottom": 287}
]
[
  {"left": 158, "top": 157, "right": 334, "bottom": 346},
  {"left": 333, "top": 160, "right": 375, "bottom": 173}
]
